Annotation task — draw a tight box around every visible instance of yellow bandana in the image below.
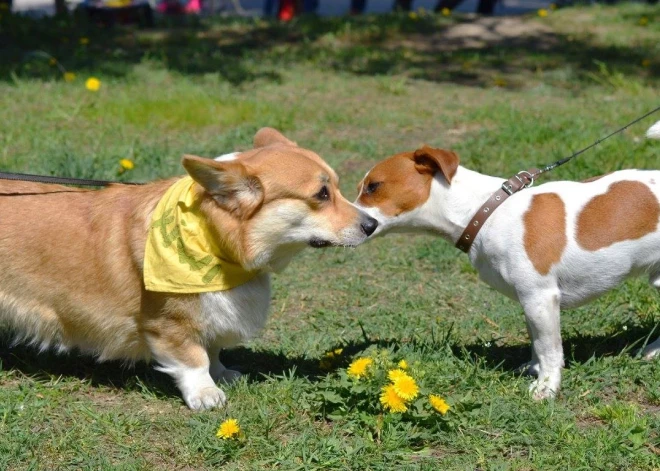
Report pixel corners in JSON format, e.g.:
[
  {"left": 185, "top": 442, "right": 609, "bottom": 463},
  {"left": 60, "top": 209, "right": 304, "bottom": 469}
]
[{"left": 144, "top": 176, "right": 257, "bottom": 293}]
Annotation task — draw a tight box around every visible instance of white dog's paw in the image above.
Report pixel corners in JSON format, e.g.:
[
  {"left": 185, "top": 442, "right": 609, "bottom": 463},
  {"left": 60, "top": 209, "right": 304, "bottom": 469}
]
[
  {"left": 529, "top": 377, "right": 559, "bottom": 400},
  {"left": 184, "top": 386, "right": 227, "bottom": 411},
  {"left": 516, "top": 360, "right": 540, "bottom": 377}
]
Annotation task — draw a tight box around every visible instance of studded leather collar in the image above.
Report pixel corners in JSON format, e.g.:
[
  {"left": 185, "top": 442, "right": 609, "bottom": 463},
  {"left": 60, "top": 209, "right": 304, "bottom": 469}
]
[{"left": 455, "top": 170, "right": 538, "bottom": 253}]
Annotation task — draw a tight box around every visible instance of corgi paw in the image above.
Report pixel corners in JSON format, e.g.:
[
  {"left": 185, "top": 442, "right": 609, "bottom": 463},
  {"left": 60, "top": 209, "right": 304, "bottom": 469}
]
[{"left": 184, "top": 386, "right": 227, "bottom": 411}]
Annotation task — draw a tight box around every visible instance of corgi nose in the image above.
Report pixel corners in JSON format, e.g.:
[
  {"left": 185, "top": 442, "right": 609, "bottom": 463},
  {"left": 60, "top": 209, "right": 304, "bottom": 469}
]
[{"left": 360, "top": 216, "right": 378, "bottom": 236}]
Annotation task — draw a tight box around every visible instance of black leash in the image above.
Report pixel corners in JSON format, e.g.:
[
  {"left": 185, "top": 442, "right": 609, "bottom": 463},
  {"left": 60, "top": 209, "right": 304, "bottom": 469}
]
[
  {"left": 532, "top": 104, "right": 660, "bottom": 180},
  {"left": 0, "top": 170, "right": 144, "bottom": 187}
]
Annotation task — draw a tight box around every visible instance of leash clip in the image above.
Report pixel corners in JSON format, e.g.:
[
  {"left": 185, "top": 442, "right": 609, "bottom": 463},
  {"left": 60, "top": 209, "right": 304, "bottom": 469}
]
[{"left": 516, "top": 170, "right": 535, "bottom": 188}]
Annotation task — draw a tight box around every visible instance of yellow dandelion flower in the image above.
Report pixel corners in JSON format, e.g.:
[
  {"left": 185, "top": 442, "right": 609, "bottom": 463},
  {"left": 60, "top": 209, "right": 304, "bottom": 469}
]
[
  {"left": 119, "top": 159, "right": 134, "bottom": 170},
  {"left": 639, "top": 17, "right": 648, "bottom": 26},
  {"left": 347, "top": 357, "right": 373, "bottom": 378},
  {"left": 392, "top": 374, "right": 419, "bottom": 401},
  {"left": 85, "top": 77, "right": 101, "bottom": 92},
  {"left": 216, "top": 418, "right": 240, "bottom": 439},
  {"left": 64, "top": 72, "right": 76, "bottom": 82},
  {"left": 80, "top": 37, "right": 89, "bottom": 45},
  {"left": 441, "top": 7, "right": 450, "bottom": 16},
  {"left": 429, "top": 394, "right": 450, "bottom": 415},
  {"left": 388, "top": 368, "right": 408, "bottom": 382},
  {"left": 408, "top": 11, "right": 418, "bottom": 20},
  {"left": 319, "top": 348, "right": 342, "bottom": 370},
  {"left": 397, "top": 359, "right": 408, "bottom": 370},
  {"left": 642, "top": 59, "right": 651, "bottom": 68},
  {"left": 380, "top": 384, "right": 407, "bottom": 413},
  {"left": 49, "top": 58, "right": 57, "bottom": 66},
  {"left": 537, "top": 8, "right": 548, "bottom": 17}
]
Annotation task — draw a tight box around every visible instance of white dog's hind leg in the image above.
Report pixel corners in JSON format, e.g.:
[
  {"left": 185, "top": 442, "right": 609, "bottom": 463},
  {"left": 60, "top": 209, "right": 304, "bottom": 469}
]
[
  {"left": 208, "top": 345, "right": 242, "bottom": 384},
  {"left": 641, "top": 272, "right": 660, "bottom": 359},
  {"left": 521, "top": 290, "right": 564, "bottom": 400}
]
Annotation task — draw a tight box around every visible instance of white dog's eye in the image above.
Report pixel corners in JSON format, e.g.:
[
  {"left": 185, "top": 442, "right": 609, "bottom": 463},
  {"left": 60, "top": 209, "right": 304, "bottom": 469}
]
[{"left": 315, "top": 186, "right": 330, "bottom": 201}]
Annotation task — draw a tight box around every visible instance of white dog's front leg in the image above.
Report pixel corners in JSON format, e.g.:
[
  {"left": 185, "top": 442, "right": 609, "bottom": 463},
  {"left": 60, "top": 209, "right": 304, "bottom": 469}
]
[
  {"left": 520, "top": 291, "right": 564, "bottom": 400},
  {"left": 516, "top": 319, "right": 541, "bottom": 377}
]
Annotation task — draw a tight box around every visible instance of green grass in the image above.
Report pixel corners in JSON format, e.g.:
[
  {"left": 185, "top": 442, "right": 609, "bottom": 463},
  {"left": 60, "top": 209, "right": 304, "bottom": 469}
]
[{"left": 1, "top": 3, "right": 660, "bottom": 470}]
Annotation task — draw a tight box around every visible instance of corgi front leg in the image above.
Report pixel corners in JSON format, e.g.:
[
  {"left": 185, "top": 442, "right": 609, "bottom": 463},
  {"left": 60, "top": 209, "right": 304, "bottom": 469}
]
[{"left": 148, "top": 335, "right": 226, "bottom": 410}]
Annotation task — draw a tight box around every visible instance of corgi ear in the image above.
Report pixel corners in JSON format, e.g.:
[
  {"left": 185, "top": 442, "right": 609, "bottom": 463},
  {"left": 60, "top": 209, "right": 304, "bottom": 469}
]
[
  {"left": 182, "top": 155, "right": 263, "bottom": 218},
  {"left": 412, "top": 146, "right": 459, "bottom": 184},
  {"left": 253, "top": 127, "right": 297, "bottom": 148}
]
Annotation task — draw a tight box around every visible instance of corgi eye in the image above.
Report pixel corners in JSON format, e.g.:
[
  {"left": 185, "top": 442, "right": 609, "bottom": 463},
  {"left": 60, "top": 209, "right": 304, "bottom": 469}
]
[
  {"left": 364, "top": 181, "right": 381, "bottom": 195},
  {"left": 315, "top": 186, "right": 330, "bottom": 201}
]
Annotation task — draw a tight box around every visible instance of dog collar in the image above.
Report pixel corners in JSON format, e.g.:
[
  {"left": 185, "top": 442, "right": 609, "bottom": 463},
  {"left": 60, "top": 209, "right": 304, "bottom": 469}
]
[
  {"left": 455, "top": 169, "right": 538, "bottom": 253},
  {"left": 144, "top": 176, "right": 258, "bottom": 293}
]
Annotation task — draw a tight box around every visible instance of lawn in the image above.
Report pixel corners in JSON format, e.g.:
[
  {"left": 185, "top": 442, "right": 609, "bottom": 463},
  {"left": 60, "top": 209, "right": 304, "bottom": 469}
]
[{"left": 1, "top": 3, "right": 660, "bottom": 470}]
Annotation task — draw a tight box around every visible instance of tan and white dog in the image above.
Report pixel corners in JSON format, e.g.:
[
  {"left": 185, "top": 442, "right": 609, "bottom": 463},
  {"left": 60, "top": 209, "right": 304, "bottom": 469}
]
[
  {"left": 355, "top": 123, "right": 660, "bottom": 400},
  {"left": 0, "top": 128, "right": 377, "bottom": 410}
]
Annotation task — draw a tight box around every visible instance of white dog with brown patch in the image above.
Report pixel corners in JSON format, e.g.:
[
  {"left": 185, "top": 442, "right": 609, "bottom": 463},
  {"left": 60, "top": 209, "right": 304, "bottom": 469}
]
[
  {"left": 355, "top": 122, "right": 660, "bottom": 400},
  {"left": 0, "top": 128, "right": 377, "bottom": 410}
]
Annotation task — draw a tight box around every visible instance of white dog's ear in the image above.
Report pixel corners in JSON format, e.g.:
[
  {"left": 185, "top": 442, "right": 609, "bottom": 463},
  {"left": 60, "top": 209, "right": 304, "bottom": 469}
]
[
  {"left": 253, "top": 127, "right": 297, "bottom": 148},
  {"left": 182, "top": 155, "right": 263, "bottom": 218},
  {"left": 413, "top": 146, "right": 459, "bottom": 184}
]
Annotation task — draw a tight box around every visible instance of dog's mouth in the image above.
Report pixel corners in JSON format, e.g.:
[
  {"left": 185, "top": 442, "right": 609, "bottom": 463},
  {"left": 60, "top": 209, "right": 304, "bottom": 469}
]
[{"left": 308, "top": 237, "right": 332, "bottom": 248}]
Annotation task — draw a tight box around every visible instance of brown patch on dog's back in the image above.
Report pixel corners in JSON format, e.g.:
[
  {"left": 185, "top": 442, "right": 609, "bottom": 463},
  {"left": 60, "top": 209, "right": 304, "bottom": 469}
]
[
  {"left": 577, "top": 180, "right": 660, "bottom": 251},
  {"left": 524, "top": 193, "right": 567, "bottom": 275}
]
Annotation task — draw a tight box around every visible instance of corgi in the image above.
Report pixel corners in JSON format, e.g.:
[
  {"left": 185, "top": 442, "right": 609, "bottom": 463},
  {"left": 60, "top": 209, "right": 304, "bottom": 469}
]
[{"left": 0, "top": 128, "right": 377, "bottom": 410}]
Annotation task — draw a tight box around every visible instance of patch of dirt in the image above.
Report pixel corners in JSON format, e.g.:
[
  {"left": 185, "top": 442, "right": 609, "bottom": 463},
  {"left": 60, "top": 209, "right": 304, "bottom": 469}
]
[
  {"left": 575, "top": 414, "right": 606, "bottom": 430},
  {"left": 389, "top": 17, "right": 558, "bottom": 52}
]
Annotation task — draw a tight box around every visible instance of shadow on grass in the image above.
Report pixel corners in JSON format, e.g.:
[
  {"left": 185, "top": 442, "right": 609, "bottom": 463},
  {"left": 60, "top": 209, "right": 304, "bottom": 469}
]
[
  {"left": 456, "top": 318, "right": 660, "bottom": 372},
  {"left": 1, "top": 319, "right": 656, "bottom": 402},
  {"left": 1, "top": 8, "right": 658, "bottom": 87},
  {"left": 0, "top": 338, "right": 180, "bottom": 399}
]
